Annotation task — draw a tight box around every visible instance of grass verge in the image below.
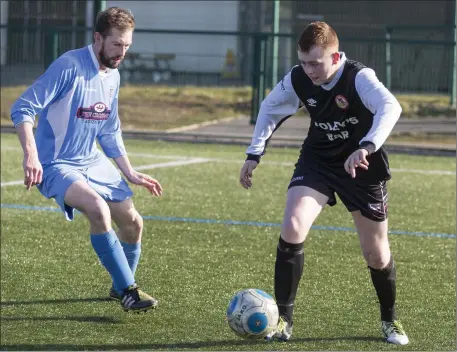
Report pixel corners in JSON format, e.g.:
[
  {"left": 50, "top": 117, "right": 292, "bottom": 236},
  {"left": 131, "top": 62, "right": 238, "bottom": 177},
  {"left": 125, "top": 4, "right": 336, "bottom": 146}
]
[{"left": 1, "top": 86, "right": 454, "bottom": 131}]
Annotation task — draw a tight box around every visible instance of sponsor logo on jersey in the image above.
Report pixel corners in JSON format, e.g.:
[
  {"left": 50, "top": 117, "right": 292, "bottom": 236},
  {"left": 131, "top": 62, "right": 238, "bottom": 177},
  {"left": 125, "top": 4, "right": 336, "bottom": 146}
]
[
  {"left": 76, "top": 102, "right": 111, "bottom": 120},
  {"left": 313, "top": 117, "right": 359, "bottom": 141},
  {"left": 335, "top": 95, "right": 349, "bottom": 110}
]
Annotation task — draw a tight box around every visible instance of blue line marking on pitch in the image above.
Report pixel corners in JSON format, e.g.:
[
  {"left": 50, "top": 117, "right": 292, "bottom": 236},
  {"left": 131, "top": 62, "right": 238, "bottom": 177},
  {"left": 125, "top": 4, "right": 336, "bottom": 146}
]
[{"left": 1, "top": 203, "right": 455, "bottom": 239}]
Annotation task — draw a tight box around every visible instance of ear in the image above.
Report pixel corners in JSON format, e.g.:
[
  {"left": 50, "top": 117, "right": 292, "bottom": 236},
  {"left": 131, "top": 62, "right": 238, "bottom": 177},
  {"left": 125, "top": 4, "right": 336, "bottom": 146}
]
[
  {"left": 331, "top": 52, "right": 340, "bottom": 65},
  {"left": 93, "top": 32, "right": 102, "bottom": 43}
]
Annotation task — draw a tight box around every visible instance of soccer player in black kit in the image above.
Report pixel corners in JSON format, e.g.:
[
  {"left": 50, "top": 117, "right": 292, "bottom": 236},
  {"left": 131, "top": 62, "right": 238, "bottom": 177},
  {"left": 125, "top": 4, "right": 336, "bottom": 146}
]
[{"left": 239, "top": 21, "right": 409, "bottom": 345}]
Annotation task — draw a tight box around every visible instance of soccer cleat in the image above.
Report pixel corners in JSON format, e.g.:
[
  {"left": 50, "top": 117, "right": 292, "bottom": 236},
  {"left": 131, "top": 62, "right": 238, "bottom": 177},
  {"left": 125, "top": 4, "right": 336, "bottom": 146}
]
[
  {"left": 108, "top": 286, "right": 122, "bottom": 301},
  {"left": 265, "top": 316, "right": 293, "bottom": 342},
  {"left": 382, "top": 320, "right": 409, "bottom": 345},
  {"left": 121, "top": 284, "right": 159, "bottom": 312}
]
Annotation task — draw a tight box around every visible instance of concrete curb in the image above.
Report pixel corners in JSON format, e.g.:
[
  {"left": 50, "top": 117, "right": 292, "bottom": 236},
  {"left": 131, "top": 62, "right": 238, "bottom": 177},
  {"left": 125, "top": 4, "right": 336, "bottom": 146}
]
[{"left": 121, "top": 130, "right": 456, "bottom": 157}]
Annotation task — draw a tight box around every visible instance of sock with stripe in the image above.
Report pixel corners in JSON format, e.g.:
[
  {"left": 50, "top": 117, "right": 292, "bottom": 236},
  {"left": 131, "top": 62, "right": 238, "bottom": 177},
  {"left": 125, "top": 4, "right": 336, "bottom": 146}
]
[
  {"left": 91, "top": 230, "right": 135, "bottom": 294},
  {"left": 113, "top": 241, "right": 141, "bottom": 294}
]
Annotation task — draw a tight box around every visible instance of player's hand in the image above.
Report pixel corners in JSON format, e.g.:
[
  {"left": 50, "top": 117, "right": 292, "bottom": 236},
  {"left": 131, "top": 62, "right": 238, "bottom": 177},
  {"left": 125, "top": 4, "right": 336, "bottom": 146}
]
[
  {"left": 127, "top": 171, "right": 163, "bottom": 196},
  {"left": 23, "top": 152, "right": 43, "bottom": 190},
  {"left": 239, "top": 160, "right": 259, "bottom": 189},
  {"left": 344, "top": 148, "right": 369, "bottom": 178}
]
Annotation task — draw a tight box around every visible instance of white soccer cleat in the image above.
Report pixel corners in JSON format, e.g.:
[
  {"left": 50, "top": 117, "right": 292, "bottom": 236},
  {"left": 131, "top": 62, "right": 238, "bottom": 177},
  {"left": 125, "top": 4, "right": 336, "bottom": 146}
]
[
  {"left": 265, "top": 316, "right": 293, "bottom": 341},
  {"left": 382, "top": 320, "right": 409, "bottom": 345}
]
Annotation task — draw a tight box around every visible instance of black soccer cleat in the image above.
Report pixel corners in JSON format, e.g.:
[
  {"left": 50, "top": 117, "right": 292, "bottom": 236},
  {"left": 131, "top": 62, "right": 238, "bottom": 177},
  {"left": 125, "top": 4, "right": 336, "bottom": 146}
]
[
  {"left": 120, "top": 284, "right": 159, "bottom": 312},
  {"left": 108, "top": 286, "right": 122, "bottom": 301}
]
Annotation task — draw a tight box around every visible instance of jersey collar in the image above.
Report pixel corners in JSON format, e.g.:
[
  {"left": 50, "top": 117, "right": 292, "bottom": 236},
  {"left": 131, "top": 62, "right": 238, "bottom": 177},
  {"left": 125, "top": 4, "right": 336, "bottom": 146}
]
[
  {"left": 321, "top": 52, "right": 347, "bottom": 91},
  {"left": 88, "top": 44, "right": 112, "bottom": 75}
]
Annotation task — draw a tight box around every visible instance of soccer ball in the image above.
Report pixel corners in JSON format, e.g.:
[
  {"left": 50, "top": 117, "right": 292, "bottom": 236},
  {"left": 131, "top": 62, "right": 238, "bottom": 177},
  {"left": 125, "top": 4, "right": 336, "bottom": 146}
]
[{"left": 226, "top": 288, "right": 279, "bottom": 339}]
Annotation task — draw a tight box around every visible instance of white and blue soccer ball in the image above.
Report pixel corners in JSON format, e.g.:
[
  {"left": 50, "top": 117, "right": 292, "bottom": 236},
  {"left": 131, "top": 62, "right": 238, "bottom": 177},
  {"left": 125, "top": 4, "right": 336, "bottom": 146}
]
[{"left": 226, "top": 288, "right": 279, "bottom": 339}]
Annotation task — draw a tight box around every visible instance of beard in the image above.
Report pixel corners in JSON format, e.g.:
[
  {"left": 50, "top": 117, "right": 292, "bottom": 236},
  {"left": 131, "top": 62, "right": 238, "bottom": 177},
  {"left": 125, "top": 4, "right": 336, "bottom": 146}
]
[{"left": 99, "top": 43, "right": 123, "bottom": 69}]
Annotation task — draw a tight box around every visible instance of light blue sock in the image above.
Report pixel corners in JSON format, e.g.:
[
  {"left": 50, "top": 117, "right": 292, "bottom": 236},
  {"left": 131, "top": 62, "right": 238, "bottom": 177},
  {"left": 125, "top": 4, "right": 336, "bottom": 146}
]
[
  {"left": 112, "top": 241, "right": 142, "bottom": 294},
  {"left": 90, "top": 230, "right": 135, "bottom": 294},
  {"left": 121, "top": 241, "right": 141, "bottom": 276}
]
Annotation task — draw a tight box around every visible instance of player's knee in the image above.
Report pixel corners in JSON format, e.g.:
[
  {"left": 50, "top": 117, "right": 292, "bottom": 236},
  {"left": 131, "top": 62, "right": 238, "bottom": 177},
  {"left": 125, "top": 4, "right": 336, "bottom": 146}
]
[
  {"left": 131, "top": 212, "right": 143, "bottom": 236},
  {"left": 120, "top": 211, "right": 143, "bottom": 241},
  {"left": 281, "top": 214, "right": 309, "bottom": 242},
  {"left": 86, "top": 198, "right": 111, "bottom": 230},
  {"left": 363, "top": 249, "right": 391, "bottom": 269}
]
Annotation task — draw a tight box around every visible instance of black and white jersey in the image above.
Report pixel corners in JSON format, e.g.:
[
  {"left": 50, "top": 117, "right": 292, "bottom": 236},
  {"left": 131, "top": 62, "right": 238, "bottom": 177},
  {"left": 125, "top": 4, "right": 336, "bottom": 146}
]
[{"left": 246, "top": 53, "right": 402, "bottom": 178}]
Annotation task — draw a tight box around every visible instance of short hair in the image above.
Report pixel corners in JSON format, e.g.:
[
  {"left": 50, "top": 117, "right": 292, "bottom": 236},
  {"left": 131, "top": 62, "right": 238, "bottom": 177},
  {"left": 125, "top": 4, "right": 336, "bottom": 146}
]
[
  {"left": 95, "top": 7, "right": 135, "bottom": 37},
  {"left": 297, "top": 21, "right": 339, "bottom": 53}
]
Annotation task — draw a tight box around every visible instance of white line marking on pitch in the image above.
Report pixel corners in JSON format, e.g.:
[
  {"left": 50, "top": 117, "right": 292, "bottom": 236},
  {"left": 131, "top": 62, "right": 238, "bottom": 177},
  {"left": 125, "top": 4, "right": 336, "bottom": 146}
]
[
  {"left": 1, "top": 148, "right": 454, "bottom": 187},
  {"left": 134, "top": 158, "right": 210, "bottom": 171},
  {"left": 1, "top": 158, "right": 210, "bottom": 187},
  {"left": 389, "top": 168, "right": 455, "bottom": 175},
  {"left": 206, "top": 159, "right": 456, "bottom": 175},
  {"left": 0, "top": 180, "right": 24, "bottom": 187},
  {"left": 130, "top": 152, "right": 455, "bottom": 175}
]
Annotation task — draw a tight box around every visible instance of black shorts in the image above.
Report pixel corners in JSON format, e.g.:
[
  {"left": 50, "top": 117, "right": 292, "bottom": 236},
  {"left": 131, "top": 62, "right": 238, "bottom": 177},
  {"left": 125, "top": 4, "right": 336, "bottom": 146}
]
[{"left": 288, "top": 161, "right": 388, "bottom": 222}]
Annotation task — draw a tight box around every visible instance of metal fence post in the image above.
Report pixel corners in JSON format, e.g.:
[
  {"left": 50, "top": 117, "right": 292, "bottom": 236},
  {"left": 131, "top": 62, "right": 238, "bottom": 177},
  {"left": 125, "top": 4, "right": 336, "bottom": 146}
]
[
  {"left": 451, "top": 2, "right": 456, "bottom": 108},
  {"left": 93, "top": 0, "right": 107, "bottom": 26},
  {"left": 250, "top": 34, "right": 267, "bottom": 125},
  {"left": 271, "top": 0, "right": 280, "bottom": 88},
  {"left": 44, "top": 30, "right": 59, "bottom": 69},
  {"left": 385, "top": 27, "right": 392, "bottom": 90}
]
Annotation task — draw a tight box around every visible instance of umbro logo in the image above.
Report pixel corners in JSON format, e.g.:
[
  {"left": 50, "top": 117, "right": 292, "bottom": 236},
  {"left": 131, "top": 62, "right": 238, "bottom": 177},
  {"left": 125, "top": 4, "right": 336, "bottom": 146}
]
[{"left": 306, "top": 98, "right": 317, "bottom": 107}]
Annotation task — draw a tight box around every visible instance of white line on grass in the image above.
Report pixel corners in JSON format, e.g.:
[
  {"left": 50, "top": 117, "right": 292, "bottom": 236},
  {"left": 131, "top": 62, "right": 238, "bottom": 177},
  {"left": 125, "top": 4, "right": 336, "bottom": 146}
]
[
  {"left": 130, "top": 152, "right": 456, "bottom": 175},
  {"left": 0, "top": 158, "right": 210, "bottom": 187},
  {"left": 134, "top": 158, "right": 210, "bottom": 171},
  {"left": 0, "top": 180, "right": 24, "bottom": 187},
  {"left": 129, "top": 152, "right": 189, "bottom": 160},
  {"left": 389, "top": 168, "right": 455, "bottom": 175},
  {"left": 1, "top": 149, "right": 454, "bottom": 185},
  {"left": 1, "top": 146, "right": 21, "bottom": 151}
]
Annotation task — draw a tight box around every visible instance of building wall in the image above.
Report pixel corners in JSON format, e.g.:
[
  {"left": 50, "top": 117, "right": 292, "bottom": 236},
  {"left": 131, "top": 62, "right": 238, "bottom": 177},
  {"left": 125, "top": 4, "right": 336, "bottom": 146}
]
[
  {"left": 108, "top": 0, "right": 240, "bottom": 73},
  {"left": 291, "top": 0, "right": 455, "bottom": 92},
  {"left": 1, "top": 0, "right": 8, "bottom": 66}
]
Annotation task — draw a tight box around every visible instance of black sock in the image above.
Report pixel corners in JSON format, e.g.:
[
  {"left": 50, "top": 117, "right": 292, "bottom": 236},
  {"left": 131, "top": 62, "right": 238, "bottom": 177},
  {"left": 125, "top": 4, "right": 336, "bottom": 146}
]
[
  {"left": 369, "top": 257, "right": 397, "bottom": 322},
  {"left": 274, "top": 236, "right": 304, "bottom": 324}
]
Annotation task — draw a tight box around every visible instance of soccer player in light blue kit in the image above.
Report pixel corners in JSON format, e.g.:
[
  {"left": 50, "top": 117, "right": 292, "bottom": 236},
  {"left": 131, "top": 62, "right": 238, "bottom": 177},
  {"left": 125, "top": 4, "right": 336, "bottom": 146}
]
[{"left": 10, "top": 7, "right": 161, "bottom": 313}]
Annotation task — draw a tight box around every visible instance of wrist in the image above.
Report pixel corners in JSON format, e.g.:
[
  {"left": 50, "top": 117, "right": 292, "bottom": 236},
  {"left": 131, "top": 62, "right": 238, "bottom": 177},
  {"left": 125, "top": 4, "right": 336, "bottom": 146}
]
[
  {"left": 24, "top": 149, "right": 38, "bottom": 158},
  {"left": 123, "top": 169, "right": 136, "bottom": 179},
  {"left": 359, "top": 141, "right": 376, "bottom": 155}
]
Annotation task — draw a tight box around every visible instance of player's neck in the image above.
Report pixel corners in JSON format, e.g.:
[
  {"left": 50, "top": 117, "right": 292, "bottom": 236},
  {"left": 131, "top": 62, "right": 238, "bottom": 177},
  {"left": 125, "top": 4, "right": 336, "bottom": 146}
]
[
  {"left": 324, "top": 60, "right": 344, "bottom": 85},
  {"left": 95, "top": 57, "right": 108, "bottom": 72},
  {"left": 92, "top": 43, "right": 108, "bottom": 72}
]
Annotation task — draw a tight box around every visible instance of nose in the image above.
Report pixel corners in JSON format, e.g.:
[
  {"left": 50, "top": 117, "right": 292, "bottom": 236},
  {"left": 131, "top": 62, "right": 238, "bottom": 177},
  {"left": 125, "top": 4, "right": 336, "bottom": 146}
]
[{"left": 116, "top": 47, "right": 127, "bottom": 58}]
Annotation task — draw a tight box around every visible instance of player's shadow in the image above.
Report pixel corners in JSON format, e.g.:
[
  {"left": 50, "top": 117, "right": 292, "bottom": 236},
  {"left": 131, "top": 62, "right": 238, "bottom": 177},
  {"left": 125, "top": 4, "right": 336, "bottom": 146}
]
[
  {"left": 1, "top": 316, "right": 120, "bottom": 324},
  {"left": 0, "top": 336, "right": 385, "bottom": 351},
  {"left": 0, "top": 297, "right": 109, "bottom": 306}
]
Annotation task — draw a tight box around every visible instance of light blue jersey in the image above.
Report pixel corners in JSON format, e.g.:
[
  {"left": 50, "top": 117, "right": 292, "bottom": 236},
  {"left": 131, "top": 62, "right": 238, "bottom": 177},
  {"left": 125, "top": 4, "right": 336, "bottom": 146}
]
[
  {"left": 11, "top": 44, "right": 126, "bottom": 167},
  {"left": 11, "top": 45, "right": 133, "bottom": 220}
]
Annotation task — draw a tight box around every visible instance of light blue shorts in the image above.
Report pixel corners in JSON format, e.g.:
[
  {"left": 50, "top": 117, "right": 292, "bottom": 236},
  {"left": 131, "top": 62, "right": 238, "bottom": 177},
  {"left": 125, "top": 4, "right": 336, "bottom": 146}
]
[{"left": 38, "top": 155, "right": 133, "bottom": 221}]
